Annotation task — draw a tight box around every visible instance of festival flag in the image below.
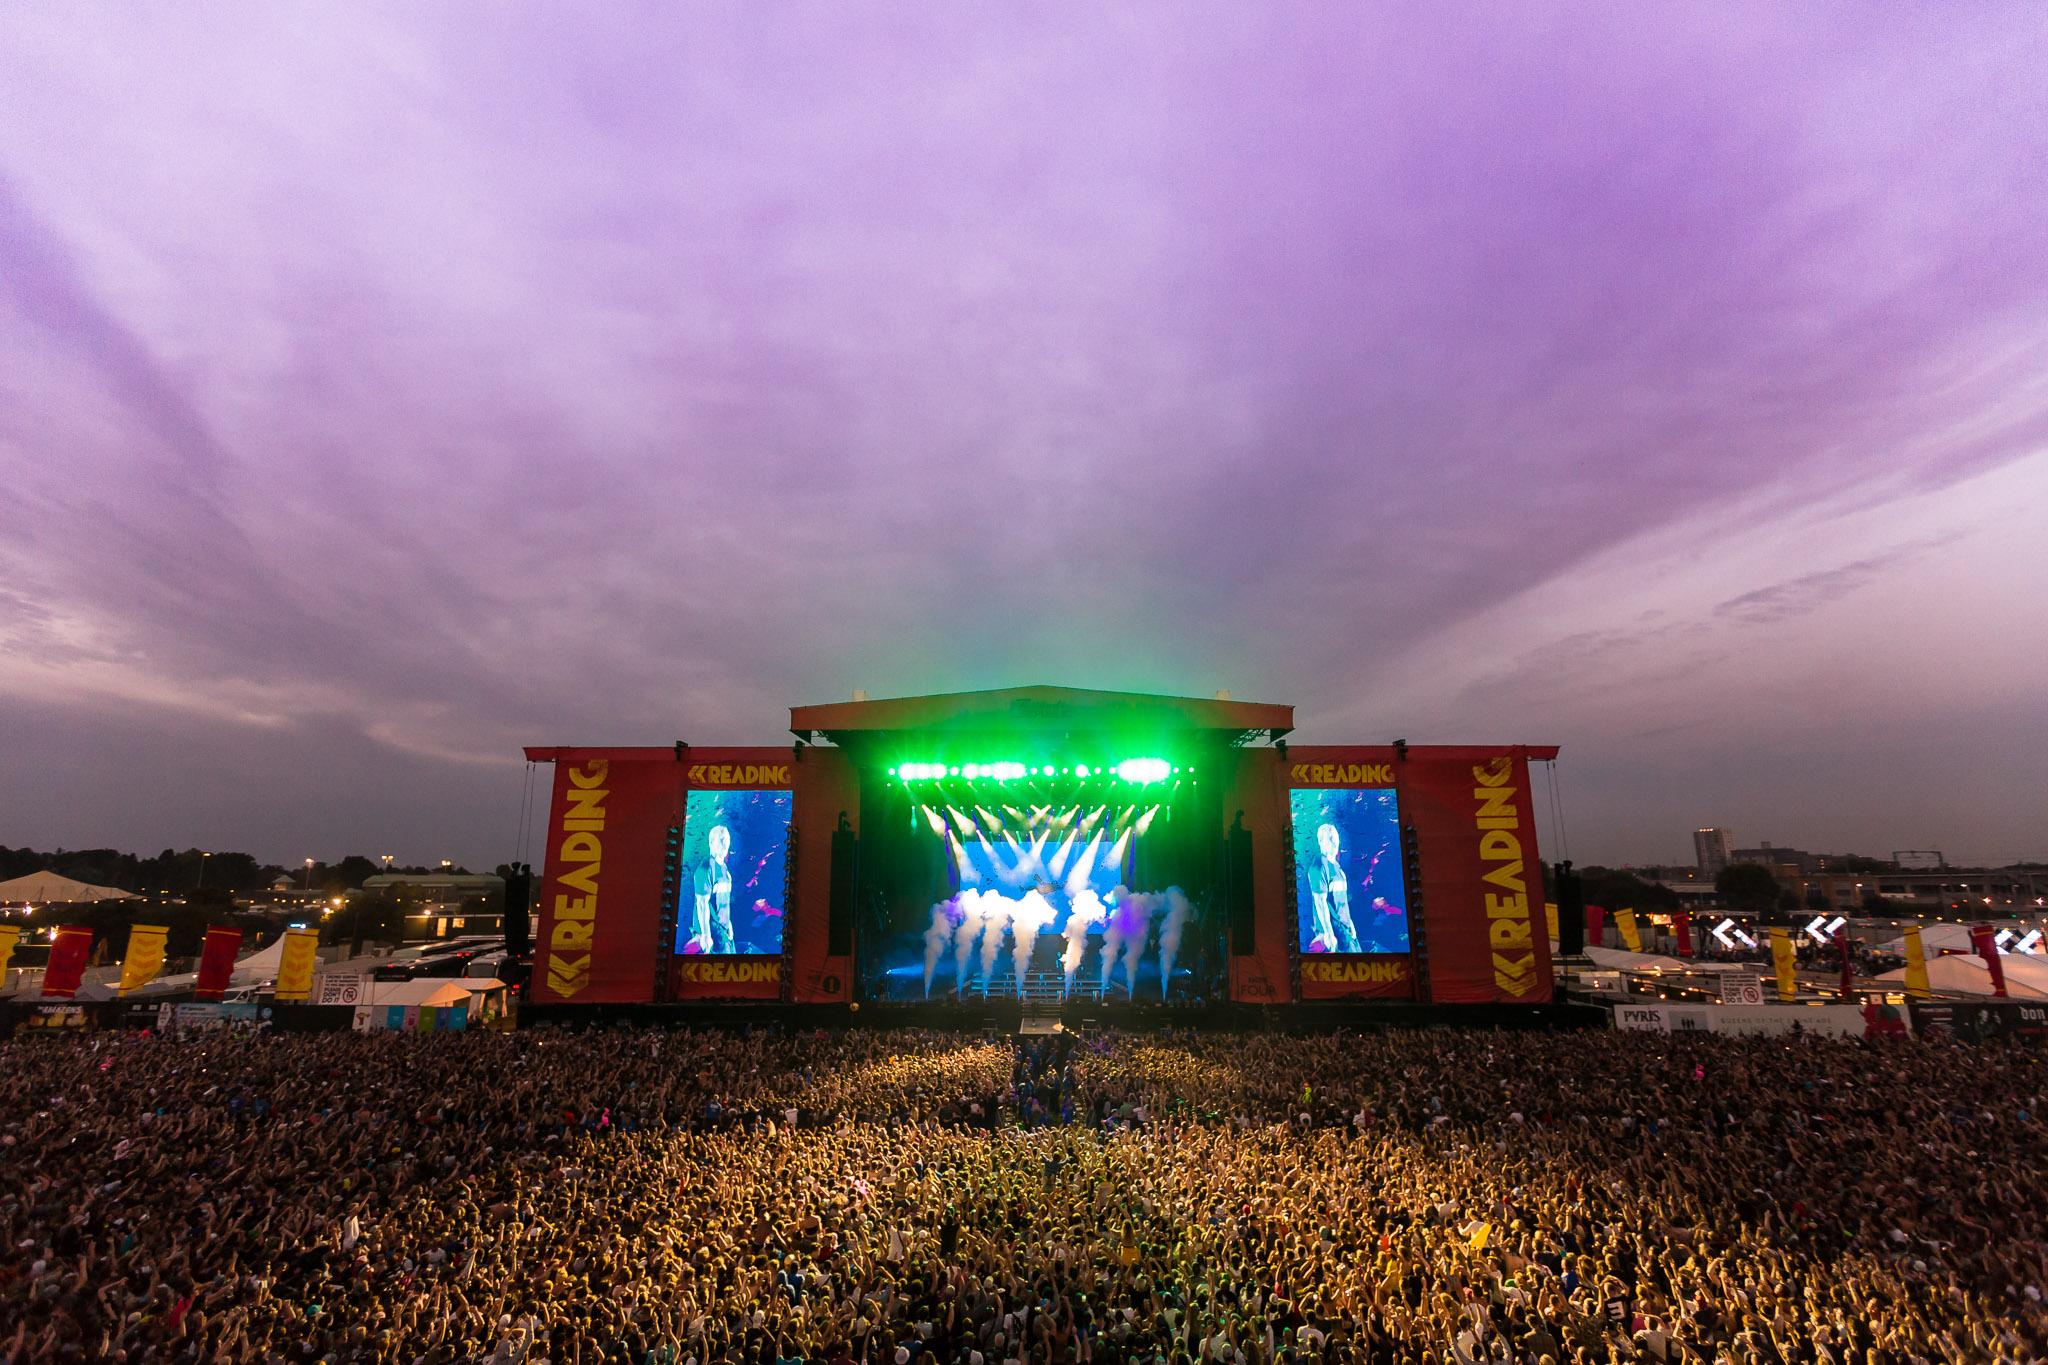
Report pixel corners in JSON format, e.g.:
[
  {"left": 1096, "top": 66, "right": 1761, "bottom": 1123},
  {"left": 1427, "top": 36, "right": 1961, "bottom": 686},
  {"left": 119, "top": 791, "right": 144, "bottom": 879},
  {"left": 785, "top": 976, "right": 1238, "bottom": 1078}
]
[
  {"left": 43, "top": 925, "right": 96, "bottom": 999},
  {"left": 1616, "top": 910, "right": 1642, "bottom": 953},
  {"left": 1969, "top": 924, "right": 2008, "bottom": 999},
  {"left": 193, "top": 926, "right": 244, "bottom": 1002},
  {"left": 1769, "top": 927, "right": 1797, "bottom": 1002},
  {"left": 120, "top": 924, "right": 169, "bottom": 995},
  {"left": 1836, "top": 927, "right": 1854, "bottom": 1001},
  {"left": 273, "top": 927, "right": 319, "bottom": 1002},
  {"left": 1673, "top": 912, "right": 1694, "bottom": 957},
  {"left": 0, "top": 924, "right": 19, "bottom": 979},
  {"left": 1902, "top": 925, "right": 1931, "bottom": 1000}
]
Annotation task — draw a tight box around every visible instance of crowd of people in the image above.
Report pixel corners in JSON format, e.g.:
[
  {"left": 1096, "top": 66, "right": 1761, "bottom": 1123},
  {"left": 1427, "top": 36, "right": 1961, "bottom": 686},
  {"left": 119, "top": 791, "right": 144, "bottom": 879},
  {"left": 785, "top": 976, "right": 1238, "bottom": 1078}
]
[{"left": 3, "top": 1024, "right": 2043, "bottom": 1365}]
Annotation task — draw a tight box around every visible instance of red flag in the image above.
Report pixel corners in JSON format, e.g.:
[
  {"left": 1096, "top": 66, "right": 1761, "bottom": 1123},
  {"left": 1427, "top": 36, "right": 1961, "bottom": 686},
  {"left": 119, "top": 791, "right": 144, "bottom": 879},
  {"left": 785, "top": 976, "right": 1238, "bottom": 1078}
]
[
  {"left": 1969, "top": 924, "right": 2008, "bottom": 999},
  {"left": 1674, "top": 913, "right": 1694, "bottom": 957},
  {"left": 1836, "top": 928, "right": 1854, "bottom": 1001},
  {"left": 42, "top": 925, "right": 95, "bottom": 999},
  {"left": 194, "top": 926, "right": 243, "bottom": 1002}
]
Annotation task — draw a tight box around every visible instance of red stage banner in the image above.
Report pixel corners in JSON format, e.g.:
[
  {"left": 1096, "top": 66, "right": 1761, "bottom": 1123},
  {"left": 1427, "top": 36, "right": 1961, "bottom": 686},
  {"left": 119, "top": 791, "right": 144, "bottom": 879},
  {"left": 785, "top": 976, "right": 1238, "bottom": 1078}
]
[
  {"left": 42, "top": 925, "right": 95, "bottom": 999},
  {"left": 1970, "top": 924, "right": 2008, "bottom": 998},
  {"left": 1396, "top": 748, "right": 1554, "bottom": 1003},
  {"left": 194, "top": 927, "right": 243, "bottom": 1001},
  {"left": 1299, "top": 954, "right": 1414, "bottom": 999},
  {"left": 671, "top": 955, "right": 782, "bottom": 999},
  {"left": 531, "top": 754, "right": 685, "bottom": 1005}
]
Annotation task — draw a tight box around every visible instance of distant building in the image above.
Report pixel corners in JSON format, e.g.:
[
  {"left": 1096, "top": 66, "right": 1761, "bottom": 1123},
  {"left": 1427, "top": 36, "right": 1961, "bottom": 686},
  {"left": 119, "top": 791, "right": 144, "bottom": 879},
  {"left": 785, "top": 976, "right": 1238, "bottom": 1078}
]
[
  {"left": 1693, "top": 828, "right": 1733, "bottom": 873},
  {"left": 1731, "top": 841, "right": 1817, "bottom": 875}
]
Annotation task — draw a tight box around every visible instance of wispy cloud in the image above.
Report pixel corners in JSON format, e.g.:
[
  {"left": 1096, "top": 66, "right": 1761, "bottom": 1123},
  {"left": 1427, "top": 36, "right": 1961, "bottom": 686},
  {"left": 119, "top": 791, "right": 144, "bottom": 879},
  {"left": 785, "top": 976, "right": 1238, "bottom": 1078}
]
[{"left": 0, "top": 4, "right": 2044, "bottom": 863}]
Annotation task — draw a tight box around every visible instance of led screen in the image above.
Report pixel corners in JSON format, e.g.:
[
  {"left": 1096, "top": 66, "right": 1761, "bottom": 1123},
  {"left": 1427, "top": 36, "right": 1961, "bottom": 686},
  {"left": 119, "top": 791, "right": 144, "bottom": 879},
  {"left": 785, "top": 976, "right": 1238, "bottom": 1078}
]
[
  {"left": 675, "top": 788, "right": 791, "bottom": 955},
  {"left": 1291, "top": 787, "right": 1410, "bottom": 954}
]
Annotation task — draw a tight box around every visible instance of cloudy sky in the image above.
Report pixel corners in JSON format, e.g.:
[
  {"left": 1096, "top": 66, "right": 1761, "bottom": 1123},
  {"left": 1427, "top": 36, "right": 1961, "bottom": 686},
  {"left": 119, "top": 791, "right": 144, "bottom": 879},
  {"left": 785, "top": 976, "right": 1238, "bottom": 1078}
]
[{"left": 2, "top": 4, "right": 2044, "bottom": 871}]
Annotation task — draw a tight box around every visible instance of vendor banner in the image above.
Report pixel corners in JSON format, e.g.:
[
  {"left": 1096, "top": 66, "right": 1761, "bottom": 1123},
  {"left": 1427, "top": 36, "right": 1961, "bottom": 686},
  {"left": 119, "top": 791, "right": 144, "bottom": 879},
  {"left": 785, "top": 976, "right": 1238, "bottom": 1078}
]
[
  {"left": 1770, "top": 928, "right": 1797, "bottom": 1001},
  {"left": 274, "top": 928, "right": 319, "bottom": 1002},
  {"left": 1902, "top": 925, "right": 1931, "bottom": 999},
  {"left": 193, "top": 927, "right": 243, "bottom": 1002},
  {"left": 1299, "top": 954, "right": 1414, "bottom": 999},
  {"left": 1393, "top": 748, "right": 1553, "bottom": 1003},
  {"left": 42, "top": 925, "right": 95, "bottom": 999},
  {"left": 119, "top": 924, "right": 169, "bottom": 995}
]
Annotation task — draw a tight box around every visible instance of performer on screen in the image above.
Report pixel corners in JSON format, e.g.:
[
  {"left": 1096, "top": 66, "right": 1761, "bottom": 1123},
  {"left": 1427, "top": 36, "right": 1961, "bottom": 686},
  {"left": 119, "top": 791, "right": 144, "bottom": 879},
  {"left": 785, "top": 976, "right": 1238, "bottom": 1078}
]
[
  {"left": 689, "top": 824, "right": 736, "bottom": 954},
  {"left": 1309, "top": 822, "right": 1362, "bottom": 953}
]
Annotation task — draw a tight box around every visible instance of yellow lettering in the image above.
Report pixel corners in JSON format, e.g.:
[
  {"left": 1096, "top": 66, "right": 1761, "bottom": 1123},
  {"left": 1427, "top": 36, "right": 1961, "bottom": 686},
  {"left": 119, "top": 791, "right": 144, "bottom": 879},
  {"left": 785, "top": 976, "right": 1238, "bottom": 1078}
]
[
  {"left": 1473, "top": 786, "right": 1518, "bottom": 820},
  {"left": 1481, "top": 860, "right": 1525, "bottom": 893},
  {"left": 1477, "top": 831, "right": 1522, "bottom": 862},
  {"left": 562, "top": 786, "right": 607, "bottom": 824}
]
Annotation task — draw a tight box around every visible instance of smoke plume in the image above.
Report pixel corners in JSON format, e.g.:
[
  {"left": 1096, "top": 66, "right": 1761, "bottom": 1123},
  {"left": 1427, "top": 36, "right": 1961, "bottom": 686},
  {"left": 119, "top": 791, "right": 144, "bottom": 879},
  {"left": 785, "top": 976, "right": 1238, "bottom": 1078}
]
[{"left": 1156, "top": 887, "right": 1192, "bottom": 997}]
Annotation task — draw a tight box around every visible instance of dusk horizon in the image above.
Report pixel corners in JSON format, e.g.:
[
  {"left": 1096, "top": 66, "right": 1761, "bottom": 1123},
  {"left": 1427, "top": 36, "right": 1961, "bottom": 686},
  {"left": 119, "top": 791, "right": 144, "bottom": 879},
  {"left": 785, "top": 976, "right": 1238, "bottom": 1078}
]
[{"left": 4, "top": 4, "right": 2045, "bottom": 874}]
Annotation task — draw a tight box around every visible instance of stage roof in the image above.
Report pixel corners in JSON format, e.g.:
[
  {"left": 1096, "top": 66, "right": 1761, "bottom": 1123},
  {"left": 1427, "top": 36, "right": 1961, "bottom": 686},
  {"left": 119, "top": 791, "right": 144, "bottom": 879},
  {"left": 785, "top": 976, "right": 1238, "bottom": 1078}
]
[{"left": 790, "top": 685, "right": 1292, "bottom": 745}]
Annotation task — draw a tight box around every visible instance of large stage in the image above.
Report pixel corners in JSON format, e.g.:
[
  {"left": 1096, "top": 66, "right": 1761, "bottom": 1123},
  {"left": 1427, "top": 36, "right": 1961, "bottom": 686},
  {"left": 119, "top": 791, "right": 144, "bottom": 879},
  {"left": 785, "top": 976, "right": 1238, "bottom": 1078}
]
[{"left": 523, "top": 686, "right": 1559, "bottom": 1011}]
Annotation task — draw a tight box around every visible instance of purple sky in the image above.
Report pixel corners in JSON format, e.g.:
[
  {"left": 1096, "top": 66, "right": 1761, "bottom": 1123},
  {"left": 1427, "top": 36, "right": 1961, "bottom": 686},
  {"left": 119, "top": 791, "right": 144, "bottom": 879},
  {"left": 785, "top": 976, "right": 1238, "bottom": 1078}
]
[{"left": 3, "top": 5, "right": 2045, "bottom": 871}]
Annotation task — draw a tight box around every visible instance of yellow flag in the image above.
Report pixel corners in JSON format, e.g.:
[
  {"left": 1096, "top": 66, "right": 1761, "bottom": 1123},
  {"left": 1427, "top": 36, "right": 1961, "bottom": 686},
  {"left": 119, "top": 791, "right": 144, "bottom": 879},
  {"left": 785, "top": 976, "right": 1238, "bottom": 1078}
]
[
  {"left": 274, "top": 927, "right": 320, "bottom": 1002},
  {"left": 1770, "top": 927, "right": 1797, "bottom": 1001},
  {"left": 1470, "top": 1223, "right": 1491, "bottom": 1249},
  {"left": 1545, "top": 902, "right": 1560, "bottom": 943},
  {"left": 1902, "top": 925, "right": 1931, "bottom": 1000},
  {"left": 1616, "top": 910, "right": 1642, "bottom": 953},
  {"left": 0, "top": 923, "right": 19, "bottom": 979},
  {"left": 119, "top": 924, "right": 169, "bottom": 995}
]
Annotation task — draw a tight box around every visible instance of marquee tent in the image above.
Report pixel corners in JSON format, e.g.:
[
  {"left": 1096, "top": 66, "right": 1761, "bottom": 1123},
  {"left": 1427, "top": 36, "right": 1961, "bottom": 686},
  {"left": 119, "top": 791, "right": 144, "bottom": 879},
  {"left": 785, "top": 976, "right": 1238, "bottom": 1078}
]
[
  {"left": 0, "top": 872, "right": 140, "bottom": 903},
  {"left": 1875, "top": 953, "right": 2048, "bottom": 1000}
]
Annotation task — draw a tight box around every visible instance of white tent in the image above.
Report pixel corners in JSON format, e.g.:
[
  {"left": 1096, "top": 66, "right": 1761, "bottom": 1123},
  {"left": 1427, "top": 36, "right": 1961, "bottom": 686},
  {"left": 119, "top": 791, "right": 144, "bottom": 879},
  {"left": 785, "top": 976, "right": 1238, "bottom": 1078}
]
[
  {"left": 1875, "top": 924, "right": 1978, "bottom": 955},
  {"left": 365, "top": 978, "right": 474, "bottom": 1008},
  {"left": 1585, "top": 945, "right": 1693, "bottom": 973},
  {"left": 1875, "top": 954, "right": 2048, "bottom": 1000},
  {"left": 0, "top": 871, "right": 140, "bottom": 903}
]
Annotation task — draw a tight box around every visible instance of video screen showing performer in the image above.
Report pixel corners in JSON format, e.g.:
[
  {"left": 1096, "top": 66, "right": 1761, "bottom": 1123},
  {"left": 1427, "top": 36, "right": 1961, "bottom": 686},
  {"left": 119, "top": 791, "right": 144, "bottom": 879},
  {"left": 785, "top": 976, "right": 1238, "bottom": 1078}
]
[
  {"left": 675, "top": 788, "right": 792, "bottom": 955},
  {"left": 1290, "top": 787, "right": 1410, "bottom": 954}
]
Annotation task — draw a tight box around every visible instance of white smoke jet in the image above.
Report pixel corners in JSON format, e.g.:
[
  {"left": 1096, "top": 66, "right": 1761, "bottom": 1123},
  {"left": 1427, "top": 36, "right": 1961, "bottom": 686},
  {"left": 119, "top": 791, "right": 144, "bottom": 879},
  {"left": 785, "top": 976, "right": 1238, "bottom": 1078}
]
[
  {"left": 1156, "top": 887, "right": 1192, "bottom": 997},
  {"left": 977, "top": 895, "right": 1013, "bottom": 987},
  {"left": 1119, "top": 891, "right": 1157, "bottom": 995},
  {"left": 1010, "top": 890, "right": 1056, "bottom": 993},
  {"left": 953, "top": 891, "right": 988, "bottom": 993},
  {"left": 1099, "top": 886, "right": 1129, "bottom": 992},
  {"left": 1063, "top": 890, "right": 1106, "bottom": 992},
  {"left": 922, "top": 901, "right": 959, "bottom": 997}
]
